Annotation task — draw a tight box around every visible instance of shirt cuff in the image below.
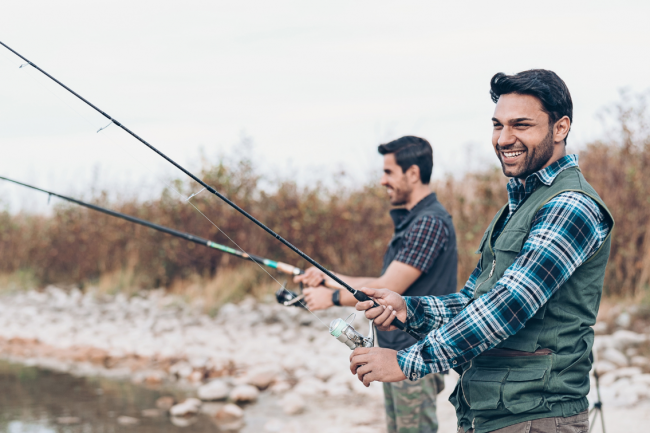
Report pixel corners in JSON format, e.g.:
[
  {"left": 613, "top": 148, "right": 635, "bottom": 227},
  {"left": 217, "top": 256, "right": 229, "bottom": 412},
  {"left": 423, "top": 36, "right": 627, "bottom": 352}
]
[
  {"left": 396, "top": 343, "right": 433, "bottom": 381},
  {"left": 403, "top": 296, "right": 430, "bottom": 334}
]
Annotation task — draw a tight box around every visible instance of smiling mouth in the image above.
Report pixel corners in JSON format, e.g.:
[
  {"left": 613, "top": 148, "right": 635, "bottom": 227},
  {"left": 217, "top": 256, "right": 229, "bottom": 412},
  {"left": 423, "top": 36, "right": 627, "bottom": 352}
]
[{"left": 501, "top": 150, "right": 526, "bottom": 161}]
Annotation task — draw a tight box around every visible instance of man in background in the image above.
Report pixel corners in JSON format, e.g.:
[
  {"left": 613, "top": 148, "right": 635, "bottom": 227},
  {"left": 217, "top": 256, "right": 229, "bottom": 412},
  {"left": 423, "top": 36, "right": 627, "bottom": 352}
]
[{"left": 295, "top": 136, "right": 458, "bottom": 433}]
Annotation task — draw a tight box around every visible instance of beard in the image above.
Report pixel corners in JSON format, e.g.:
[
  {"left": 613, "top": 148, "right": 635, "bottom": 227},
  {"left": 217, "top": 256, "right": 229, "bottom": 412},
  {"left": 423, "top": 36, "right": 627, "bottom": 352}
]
[
  {"left": 498, "top": 128, "right": 555, "bottom": 179},
  {"left": 388, "top": 185, "right": 410, "bottom": 206}
]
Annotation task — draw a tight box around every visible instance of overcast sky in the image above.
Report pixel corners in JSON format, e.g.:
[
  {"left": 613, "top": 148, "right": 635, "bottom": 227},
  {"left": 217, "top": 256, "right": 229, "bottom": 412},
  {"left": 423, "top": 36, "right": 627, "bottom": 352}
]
[{"left": 1, "top": 0, "right": 649, "bottom": 213}]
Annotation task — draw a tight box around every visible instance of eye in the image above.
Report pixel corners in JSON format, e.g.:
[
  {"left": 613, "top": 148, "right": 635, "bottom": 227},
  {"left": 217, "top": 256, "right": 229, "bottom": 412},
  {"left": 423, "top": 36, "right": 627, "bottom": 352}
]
[{"left": 492, "top": 123, "right": 502, "bottom": 130}]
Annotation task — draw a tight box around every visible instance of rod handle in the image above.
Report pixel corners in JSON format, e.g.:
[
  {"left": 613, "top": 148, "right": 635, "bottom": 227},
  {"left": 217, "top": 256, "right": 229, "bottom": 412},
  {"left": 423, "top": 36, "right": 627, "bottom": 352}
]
[{"left": 353, "top": 291, "right": 424, "bottom": 341}]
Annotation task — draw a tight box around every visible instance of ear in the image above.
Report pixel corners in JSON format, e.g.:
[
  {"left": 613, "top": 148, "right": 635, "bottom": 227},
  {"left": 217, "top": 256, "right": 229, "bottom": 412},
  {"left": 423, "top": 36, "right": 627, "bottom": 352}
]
[
  {"left": 554, "top": 116, "right": 571, "bottom": 144},
  {"left": 405, "top": 165, "right": 421, "bottom": 184}
]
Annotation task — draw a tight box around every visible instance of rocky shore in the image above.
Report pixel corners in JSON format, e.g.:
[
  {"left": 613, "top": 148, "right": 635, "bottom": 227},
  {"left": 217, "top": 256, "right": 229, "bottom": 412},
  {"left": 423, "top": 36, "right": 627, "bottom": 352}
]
[
  {"left": 0, "top": 286, "right": 387, "bottom": 432},
  {"left": 1, "top": 286, "right": 649, "bottom": 432}
]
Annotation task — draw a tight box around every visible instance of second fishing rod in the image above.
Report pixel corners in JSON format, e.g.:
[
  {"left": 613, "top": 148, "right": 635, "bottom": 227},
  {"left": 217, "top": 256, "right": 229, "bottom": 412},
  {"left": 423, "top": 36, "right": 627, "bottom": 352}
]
[
  {"left": 0, "top": 40, "right": 423, "bottom": 342},
  {"left": 0, "top": 175, "right": 309, "bottom": 308}
]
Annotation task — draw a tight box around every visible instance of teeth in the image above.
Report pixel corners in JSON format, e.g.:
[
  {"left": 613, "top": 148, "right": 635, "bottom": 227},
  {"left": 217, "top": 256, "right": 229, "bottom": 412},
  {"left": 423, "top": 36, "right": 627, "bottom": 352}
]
[{"left": 504, "top": 151, "right": 524, "bottom": 158}]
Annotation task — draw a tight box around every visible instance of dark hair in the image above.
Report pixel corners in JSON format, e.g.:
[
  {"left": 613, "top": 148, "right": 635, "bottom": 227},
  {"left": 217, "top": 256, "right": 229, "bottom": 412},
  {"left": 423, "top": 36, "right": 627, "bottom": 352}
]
[
  {"left": 490, "top": 69, "right": 573, "bottom": 143},
  {"left": 377, "top": 136, "right": 433, "bottom": 184}
]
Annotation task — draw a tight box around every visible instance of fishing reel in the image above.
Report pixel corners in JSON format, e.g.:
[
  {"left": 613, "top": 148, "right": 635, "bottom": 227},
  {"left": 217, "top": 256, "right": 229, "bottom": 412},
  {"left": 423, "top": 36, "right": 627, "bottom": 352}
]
[
  {"left": 275, "top": 285, "right": 307, "bottom": 309},
  {"left": 329, "top": 314, "right": 376, "bottom": 350}
]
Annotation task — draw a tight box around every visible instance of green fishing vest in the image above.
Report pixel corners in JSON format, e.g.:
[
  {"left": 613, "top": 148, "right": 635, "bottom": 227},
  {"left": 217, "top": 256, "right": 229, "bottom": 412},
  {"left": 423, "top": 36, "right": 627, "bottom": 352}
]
[{"left": 449, "top": 166, "right": 614, "bottom": 433}]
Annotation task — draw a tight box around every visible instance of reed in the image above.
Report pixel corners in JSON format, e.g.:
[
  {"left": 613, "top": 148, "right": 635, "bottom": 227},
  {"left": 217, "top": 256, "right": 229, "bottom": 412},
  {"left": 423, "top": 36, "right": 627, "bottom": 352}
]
[{"left": 1, "top": 92, "right": 648, "bottom": 301}]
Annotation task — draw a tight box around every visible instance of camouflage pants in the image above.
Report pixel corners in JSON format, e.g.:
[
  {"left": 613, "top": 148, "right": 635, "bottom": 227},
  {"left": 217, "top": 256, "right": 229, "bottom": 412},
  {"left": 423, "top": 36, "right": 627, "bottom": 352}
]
[{"left": 383, "top": 373, "right": 444, "bottom": 433}]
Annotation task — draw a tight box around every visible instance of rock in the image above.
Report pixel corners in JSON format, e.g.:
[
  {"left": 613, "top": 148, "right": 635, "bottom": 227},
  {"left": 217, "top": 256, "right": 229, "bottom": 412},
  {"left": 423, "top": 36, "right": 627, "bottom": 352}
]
[
  {"left": 229, "top": 384, "right": 260, "bottom": 403},
  {"left": 141, "top": 409, "right": 162, "bottom": 417},
  {"left": 57, "top": 417, "right": 81, "bottom": 425},
  {"left": 280, "top": 392, "right": 305, "bottom": 415},
  {"left": 269, "top": 380, "right": 292, "bottom": 394},
  {"left": 599, "top": 367, "right": 642, "bottom": 386},
  {"left": 615, "top": 312, "right": 632, "bottom": 329},
  {"left": 198, "top": 379, "right": 231, "bottom": 401},
  {"left": 117, "top": 416, "right": 139, "bottom": 426},
  {"left": 245, "top": 366, "right": 280, "bottom": 390},
  {"left": 156, "top": 396, "right": 176, "bottom": 410},
  {"left": 593, "top": 321, "right": 608, "bottom": 335},
  {"left": 600, "top": 348, "right": 628, "bottom": 367},
  {"left": 293, "top": 377, "right": 326, "bottom": 397},
  {"left": 171, "top": 416, "right": 196, "bottom": 427},
  {"left": 611, "top": 330, "right": 646, "bottom": 350},
  {"left": 631, "top": 356, "right": 650, "bottom": 368},
  {"left": 200, "top": 402, "right": 224, "bottom": 417},
  {"left": 215, "top": 403, "right": 244, "bottom": 422},
  {"left": 170, "top": 398, "right": 202, "bottom": 417},
  {"left": 593, "top": 360, "right": 617, "bottom": 375}
]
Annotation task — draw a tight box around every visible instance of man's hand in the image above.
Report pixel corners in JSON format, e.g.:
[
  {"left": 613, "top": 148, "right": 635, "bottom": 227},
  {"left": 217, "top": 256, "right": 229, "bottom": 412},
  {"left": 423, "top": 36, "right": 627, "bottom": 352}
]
[
  {"left": 349, "top": 347, "right": 407, "bottom": 386},
  {"left": 293, "top": 266, "right": 327, "bottom": 287},
  {"left": 355, "top": 287, "right": 407, "bottom": 331},
  {"left": 303, "top": 287, "right": 334, "bottom": 311}
]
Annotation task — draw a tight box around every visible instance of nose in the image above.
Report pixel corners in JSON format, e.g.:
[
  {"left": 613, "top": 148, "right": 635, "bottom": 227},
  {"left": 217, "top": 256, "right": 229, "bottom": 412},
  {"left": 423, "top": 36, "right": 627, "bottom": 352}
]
[
  {"left": 497, "top": 126, "right": 517, "bottom": 148},
  {"left": 380, "top": 173, "right": 389, "bottom": 186}
]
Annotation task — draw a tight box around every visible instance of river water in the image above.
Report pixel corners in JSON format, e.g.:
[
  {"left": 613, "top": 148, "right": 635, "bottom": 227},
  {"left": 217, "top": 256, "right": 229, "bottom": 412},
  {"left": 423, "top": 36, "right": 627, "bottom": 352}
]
[{"left": 0, "top": 360, "right": 219, "bottom": 433}]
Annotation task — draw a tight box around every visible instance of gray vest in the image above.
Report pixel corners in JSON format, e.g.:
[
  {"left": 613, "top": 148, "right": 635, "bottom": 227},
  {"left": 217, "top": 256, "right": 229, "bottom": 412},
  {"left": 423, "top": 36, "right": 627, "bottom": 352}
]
[
  {"left": 378, "top": 193, "right": 458, "bottom": 350},
  {"left": 449, "top": 167, "right": 614, "bottom": 433}
]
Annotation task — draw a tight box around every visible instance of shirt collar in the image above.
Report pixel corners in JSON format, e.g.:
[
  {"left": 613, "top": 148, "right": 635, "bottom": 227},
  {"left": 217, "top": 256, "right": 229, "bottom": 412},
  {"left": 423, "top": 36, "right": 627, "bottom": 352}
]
[
  {"left": 505, "top": 154, "right": 579, "bottom": 213},
  {"left": 389, "top": 192, "right": 437, "bottom": 228}
]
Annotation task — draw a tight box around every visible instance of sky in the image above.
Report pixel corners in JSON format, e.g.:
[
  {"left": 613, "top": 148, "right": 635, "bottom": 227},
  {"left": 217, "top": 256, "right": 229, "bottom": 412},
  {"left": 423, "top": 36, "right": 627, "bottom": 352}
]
[{"left": 1, "top": 0, "right": 649, "bottom": 213}]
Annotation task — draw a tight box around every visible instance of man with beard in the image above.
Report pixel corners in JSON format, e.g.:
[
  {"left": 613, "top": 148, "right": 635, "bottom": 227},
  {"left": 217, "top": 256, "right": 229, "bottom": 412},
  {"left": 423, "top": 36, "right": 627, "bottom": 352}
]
[
  {"left": 295, "top": 136, "right": 458, "bottom": 433},
  {"left": 350, "top": 70, "right": 614, "bottom": 433}
]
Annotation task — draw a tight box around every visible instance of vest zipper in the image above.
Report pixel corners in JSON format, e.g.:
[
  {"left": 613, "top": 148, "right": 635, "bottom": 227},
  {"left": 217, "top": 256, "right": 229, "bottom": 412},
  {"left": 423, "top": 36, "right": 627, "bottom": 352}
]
[
  {"left": 460, "top": 359, "right": 472, "bottom": 406},
  {"left": 474, "top": 259, "right": 496, "bottom": 293}
]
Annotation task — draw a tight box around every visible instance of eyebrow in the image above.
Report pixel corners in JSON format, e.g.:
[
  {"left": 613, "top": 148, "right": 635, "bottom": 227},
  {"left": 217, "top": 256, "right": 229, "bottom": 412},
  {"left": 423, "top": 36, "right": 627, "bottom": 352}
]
[{"left": 492, "top": 117, "right": 535, "bottom": 124}]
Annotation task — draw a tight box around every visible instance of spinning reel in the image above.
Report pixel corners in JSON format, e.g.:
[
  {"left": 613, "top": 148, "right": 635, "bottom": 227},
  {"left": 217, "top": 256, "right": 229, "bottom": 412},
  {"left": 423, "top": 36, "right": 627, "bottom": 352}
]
[{"left": 329, "top": 314, "right": 376, "bottom": 350}]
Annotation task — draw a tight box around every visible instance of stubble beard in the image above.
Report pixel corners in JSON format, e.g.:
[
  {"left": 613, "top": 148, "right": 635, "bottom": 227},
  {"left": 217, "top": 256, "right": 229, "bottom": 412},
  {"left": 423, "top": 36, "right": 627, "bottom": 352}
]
[{"left": 499, "top": 128, "right": 555, "bottom": 179}]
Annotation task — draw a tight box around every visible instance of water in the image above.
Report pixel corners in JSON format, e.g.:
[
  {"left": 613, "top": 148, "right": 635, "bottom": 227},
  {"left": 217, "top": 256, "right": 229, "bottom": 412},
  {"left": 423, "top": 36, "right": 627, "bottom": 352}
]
[{"left": 0, "top": 361, "right": 219, "bottom": 433}]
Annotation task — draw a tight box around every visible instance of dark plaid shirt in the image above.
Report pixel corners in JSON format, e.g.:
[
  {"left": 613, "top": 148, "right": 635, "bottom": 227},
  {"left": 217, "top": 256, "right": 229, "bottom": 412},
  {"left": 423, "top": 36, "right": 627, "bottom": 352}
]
[
  {"left": 397, "top": 155, "right": 612, "bottom": 379},
  {"left": 394, "top": 215, "right": 449, "bottom": 273}
]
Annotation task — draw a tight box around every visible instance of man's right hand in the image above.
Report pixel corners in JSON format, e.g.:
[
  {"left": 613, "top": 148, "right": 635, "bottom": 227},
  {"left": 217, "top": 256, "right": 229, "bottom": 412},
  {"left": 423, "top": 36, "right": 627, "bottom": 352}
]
[
  {"left": 293, "top": 266, "right": 327, "bottom": 287},
  {"left": 355, "top": 287, "right": 407, "bottom": 331}
]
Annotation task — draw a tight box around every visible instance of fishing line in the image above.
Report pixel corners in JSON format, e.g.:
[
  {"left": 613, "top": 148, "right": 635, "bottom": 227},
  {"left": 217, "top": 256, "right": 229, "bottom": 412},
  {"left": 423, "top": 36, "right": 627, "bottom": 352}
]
[
  {"left": 1, "top": 52, "right": 330, "bottom": 328},
  {"left": 0, "top": 40, "right": 423, "bottom": 340}
]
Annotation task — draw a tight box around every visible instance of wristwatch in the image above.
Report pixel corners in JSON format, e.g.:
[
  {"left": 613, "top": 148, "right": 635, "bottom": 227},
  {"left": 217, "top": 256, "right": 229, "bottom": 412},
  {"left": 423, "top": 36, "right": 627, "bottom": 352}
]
[{"left": 331, "top": 290, "right": 341, "bottom": 306}]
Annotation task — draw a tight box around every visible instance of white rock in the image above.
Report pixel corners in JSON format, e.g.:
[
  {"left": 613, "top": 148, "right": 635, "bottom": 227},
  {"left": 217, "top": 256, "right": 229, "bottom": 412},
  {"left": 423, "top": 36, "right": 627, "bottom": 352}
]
[
  {"left": 245, "top": 366, "right": 280, "bottom": 390},
  {"left": 170, "top": 416, "right": 196, "bottom": 427},
  {"left": 631, "top": 356, "right": 650, "bottom": 368},
  {"left": 593, "top": 360, "right": 617, "bottom": 375},
  {"left": 599, "top": 367, "right": 642, "bottom": 386},
  {"left": 281, "top": 392, "right": 306, "bottom": 415},
  {"left": 117, "top": 416, "right": 139, "bottom": 426},
  {"left": 611, "top": 330, "right": 646, "bottom": 350},
  {"left": 269, "top": 381, "right": 293, "bottom": 394},
  {"left": 229, "top": 384, "right": 260, "bottom": 403},
  {"left": 600, "top": 348, "right": 628, "bottom": 367},
  {"left": 169, "top": 398, "right": 202, "bottom": 417},
  {"left": 215, "top": 403, "right": 244, "bottom": 422},
  {"left": 198, "top": 379, "right": 231, "bottom": 401},
  {"left": 593, "top": 322, "right": 608, "bottom": 334},
  {"left": 615, "top": 312, "right": 632, "bottom": 329},
  {"left": 169, "top": 361, "right": 193, "bottom": 379}
]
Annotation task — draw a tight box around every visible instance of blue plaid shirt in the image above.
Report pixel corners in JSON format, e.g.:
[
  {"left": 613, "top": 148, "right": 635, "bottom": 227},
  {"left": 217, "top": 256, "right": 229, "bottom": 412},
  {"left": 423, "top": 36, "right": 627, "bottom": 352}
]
[{"left": 396, "top": 155, "right": 612, "bottom": 379}]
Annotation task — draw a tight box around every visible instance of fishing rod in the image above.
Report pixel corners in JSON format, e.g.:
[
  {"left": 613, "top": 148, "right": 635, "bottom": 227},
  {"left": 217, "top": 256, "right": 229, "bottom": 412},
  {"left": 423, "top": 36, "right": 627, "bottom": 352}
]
[
  {"left": 0, "top": 40, "right": 423, "bottom": 342},
  {"left": 0, "top": 175, "right": 309, "bottom": 308}
]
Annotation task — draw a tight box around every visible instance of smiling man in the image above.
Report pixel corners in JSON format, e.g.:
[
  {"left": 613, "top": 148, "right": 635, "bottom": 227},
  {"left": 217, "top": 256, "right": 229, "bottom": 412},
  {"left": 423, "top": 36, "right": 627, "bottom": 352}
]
[
  {"left": 350, "top": 70, "right": 614, "bottom": 433},
  {"left": 295, "top": 136, "right": 458, "bottom": 433}
]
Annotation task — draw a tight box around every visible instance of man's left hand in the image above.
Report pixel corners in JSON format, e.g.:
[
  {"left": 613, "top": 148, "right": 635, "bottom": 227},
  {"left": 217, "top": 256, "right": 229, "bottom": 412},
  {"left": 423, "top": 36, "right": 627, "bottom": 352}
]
[
  {"left": 303, "top": 287, "right": 334, "bottom": 311},
  {"left": 349, "top": 347, "right": 407, "bottom": 386}
]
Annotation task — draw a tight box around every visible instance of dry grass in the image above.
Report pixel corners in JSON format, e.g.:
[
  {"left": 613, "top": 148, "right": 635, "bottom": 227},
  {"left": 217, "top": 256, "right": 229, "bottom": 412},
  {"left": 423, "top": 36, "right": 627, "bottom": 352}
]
[{"left": 1, "top": 92, "right": 649, "bottom": 304}]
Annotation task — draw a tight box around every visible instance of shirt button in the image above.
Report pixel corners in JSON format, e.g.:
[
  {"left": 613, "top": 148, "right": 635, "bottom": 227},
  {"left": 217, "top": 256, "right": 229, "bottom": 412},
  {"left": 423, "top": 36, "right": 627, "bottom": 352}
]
[
  {"left": 452, "top": 360, "right": 457, "bottom": 364},
  {"left": 411, "top": 373, "right": 419, "bottom": 380}
]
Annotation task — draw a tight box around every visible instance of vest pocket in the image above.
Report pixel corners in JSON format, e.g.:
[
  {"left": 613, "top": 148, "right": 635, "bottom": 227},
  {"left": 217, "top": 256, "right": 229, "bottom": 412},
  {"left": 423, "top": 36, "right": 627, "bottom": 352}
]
[
  {"left": 503, "top": 368, "right": 547, "bottom": 414},
  {"left": 464, "top": 369, "right": 508, "bottom": 410}
]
